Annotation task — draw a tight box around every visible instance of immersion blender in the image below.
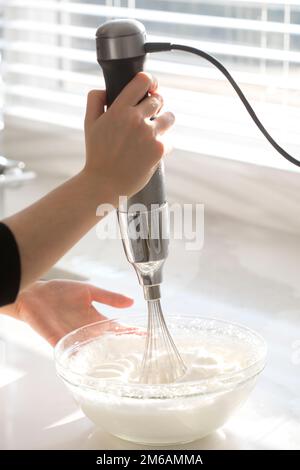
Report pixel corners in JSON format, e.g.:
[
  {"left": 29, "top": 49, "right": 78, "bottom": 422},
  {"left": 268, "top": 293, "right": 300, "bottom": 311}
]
[
  {"left": 96, "top": 19, "right": 169, "bottom": 302},
  {"left": 96, "top": 19, "right": 187, "bottom": 383}
]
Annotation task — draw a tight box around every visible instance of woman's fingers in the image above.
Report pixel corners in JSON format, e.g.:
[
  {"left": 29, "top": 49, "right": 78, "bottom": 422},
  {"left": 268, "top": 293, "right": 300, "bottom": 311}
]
[
  {"left": 152, "top": 111, "right": 175, "bottom": 135},
  {"left": 89, "top": 285, "right": 134, "bottom": 308},
  {"left": 136, "top": 92, "right": 163, "bottom": 118},
  {"left": 113, "top": 72, "right": 158, "bottom": 108}
]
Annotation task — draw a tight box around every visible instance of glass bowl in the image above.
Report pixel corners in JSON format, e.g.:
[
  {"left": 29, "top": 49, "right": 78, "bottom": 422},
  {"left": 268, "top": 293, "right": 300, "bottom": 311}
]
[{"left": 54, "top": 315, "right": 267, "bottom": 446}]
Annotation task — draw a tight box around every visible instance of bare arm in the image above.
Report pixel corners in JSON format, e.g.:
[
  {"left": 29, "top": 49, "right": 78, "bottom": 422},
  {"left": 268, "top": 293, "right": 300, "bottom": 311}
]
[{"left": 4, "top": 170, "right": 112, "bottom": 289}]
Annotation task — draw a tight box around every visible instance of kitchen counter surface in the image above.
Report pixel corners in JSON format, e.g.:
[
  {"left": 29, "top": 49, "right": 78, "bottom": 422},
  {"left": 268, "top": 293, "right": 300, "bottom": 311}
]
[{"left": 0, "top": 121, "right": 300, "bottom": 450}]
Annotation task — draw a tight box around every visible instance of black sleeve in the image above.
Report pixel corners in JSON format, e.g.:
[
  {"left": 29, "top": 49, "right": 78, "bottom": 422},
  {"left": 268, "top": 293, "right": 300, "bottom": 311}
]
[{"left": 0, "top": 222, "right": 21, "bottom": 307}]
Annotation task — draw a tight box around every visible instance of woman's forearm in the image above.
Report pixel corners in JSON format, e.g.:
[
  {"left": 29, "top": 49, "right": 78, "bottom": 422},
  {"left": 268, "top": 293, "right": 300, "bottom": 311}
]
[{"left": 3, "top": 169, "right": 114, "bottom": 290}]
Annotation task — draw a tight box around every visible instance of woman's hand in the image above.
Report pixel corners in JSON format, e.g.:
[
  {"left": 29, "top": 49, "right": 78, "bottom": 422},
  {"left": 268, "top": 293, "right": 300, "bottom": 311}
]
[
  {"left": 84, "top": 72, "right": 175, "bottom": 200},
  {"left": 12, "top": 280, "right": 133, "bottom": 346}
]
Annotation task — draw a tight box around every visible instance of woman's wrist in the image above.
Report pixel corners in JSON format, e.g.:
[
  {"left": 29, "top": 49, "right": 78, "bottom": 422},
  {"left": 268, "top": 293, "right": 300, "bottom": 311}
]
[{"left": 80, "top": 166, "right": 119, "bottom": 209}]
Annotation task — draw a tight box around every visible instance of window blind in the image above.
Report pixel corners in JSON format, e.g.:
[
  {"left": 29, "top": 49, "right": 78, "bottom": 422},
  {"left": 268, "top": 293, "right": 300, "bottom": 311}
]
[{"left": 1, "top": 0, "right": 299, "bottom": 167}]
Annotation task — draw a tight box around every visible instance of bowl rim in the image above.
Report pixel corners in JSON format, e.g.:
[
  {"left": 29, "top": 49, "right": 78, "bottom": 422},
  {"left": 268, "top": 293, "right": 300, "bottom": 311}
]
[{"left": 54, "top": 315, "right": 267, "bottom": 398}]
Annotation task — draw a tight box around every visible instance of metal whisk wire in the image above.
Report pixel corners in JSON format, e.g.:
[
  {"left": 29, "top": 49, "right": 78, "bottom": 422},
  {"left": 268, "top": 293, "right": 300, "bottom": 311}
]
[{"left": 139, "top": 299, "right": 187, "bottom": 384}]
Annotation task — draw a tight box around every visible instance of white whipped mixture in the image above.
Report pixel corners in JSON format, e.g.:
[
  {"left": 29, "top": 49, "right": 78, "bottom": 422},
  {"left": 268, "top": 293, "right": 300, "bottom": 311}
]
[
  {"left": 69, "top": 332, "right": 254, "bottom": 385},
  {"left": 65, "top": 330, "right": 261, "bottom": 445}
]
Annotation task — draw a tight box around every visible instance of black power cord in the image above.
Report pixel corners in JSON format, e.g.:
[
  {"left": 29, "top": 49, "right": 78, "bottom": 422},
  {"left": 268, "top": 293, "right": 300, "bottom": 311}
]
[{"left": 145, "top": 42, "right": 300, "bottom": 168}]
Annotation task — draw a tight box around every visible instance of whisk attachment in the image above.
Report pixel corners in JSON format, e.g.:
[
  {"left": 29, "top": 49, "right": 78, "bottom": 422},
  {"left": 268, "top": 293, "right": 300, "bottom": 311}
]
[{"left": 139, "top": 299, "right": 187, "bottom": 384}]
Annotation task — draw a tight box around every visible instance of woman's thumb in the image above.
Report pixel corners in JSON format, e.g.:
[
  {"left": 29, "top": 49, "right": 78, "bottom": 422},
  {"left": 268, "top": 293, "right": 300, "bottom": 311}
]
[{"left": 84, "top": 89, "right": 106, "bottom": 131}]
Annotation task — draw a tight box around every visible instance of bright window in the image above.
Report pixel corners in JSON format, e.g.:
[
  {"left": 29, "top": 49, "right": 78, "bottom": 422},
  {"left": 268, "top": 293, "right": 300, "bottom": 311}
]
[{"left": 1, "top": 0, "right": 300, "bottom": 169}]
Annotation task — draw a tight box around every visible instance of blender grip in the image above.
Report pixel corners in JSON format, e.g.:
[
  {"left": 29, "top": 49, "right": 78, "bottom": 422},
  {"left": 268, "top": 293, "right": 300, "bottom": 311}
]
[{"left": 97, "top": 32, "right": 166, "bottom": 209}]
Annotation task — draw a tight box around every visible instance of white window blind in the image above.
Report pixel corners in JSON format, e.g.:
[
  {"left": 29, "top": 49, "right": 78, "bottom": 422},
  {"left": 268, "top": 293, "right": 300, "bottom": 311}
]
[{"left": 1, "top": 0, "right": 300, "bottom": 168}]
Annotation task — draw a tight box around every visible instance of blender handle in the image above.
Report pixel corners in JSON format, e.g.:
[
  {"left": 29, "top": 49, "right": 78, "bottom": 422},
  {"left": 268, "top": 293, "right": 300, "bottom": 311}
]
[
  {"left": 99, "top": 55, "right": 146, "bottom": 108},
  {"left": 97, "top": 56, "right": 166, "bottom": 209}
]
